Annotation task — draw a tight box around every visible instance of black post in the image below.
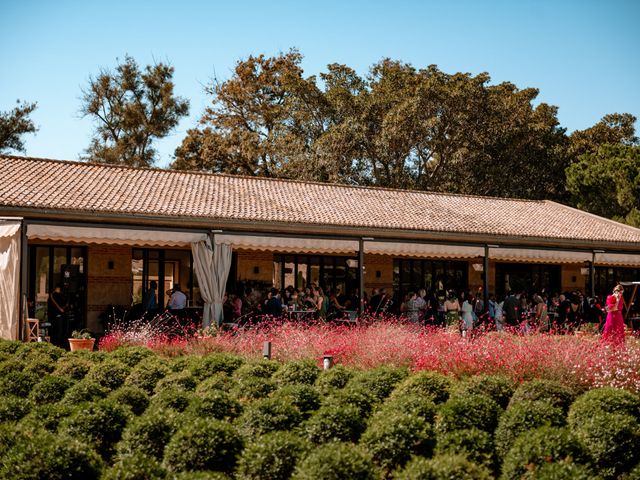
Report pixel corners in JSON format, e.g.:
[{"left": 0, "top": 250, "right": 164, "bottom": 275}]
[
  {"left": 19, "top": 219, "right": 28, "bottom": 340},
  {"left": 359, "top": 238, "right": 365, "bottom": 314},
  {"left": 483, "top": 245, "right": 490, "bottom": 313}
]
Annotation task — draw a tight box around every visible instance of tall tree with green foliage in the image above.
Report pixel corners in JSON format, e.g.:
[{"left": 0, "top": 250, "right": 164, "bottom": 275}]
[
  {"left": 565, "top": 144, "right": 640, "bottom": 226},
  {"left": 82, "top": 55, "right": 189, "bottom": 167},
  {"left": 0, "top": 100, "right": 37, "bottom": 154},
  {"left": 569, "top": 113, "right": 638, "bottom": 158}
]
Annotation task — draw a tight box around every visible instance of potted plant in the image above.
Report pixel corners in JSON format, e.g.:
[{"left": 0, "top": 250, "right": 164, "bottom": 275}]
[{"left": 68, "top": 329, "right": 95, "bottom": 351}]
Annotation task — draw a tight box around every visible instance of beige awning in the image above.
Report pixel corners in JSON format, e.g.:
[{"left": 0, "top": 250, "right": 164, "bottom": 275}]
[
  {"left": 0, "top": 222, "right": 21, "bottom": 239},
  {"left": 0, "top": 220, "right": 22, "bottom": 340},
  {"left": 595, "top": 252, "right": 640, "bottom": 267},
  {"left": 27, "top": 224, "right": 208, "bottom": 247},
  {"left": 364, "top": 241, "right": 484, "bottom": 258},
  {"left": 489, "top": 247, "right": 592, "bottom": 264},
  {"left": 214, "top": 234, "right": 359, "bottom": 254}
]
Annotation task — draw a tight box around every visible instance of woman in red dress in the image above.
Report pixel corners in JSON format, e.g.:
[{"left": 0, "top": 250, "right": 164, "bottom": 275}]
[{"left": 602, "top": 284, "right": 625, "bottom": 345}]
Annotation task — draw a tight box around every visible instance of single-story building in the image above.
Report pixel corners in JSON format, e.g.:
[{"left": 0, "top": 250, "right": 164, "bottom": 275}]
[{"left": 1, "top": 154, "right": 640, "bottom": 340}]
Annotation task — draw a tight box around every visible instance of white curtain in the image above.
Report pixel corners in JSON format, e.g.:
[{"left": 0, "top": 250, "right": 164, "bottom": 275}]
[
  {"left": 0, "top": 222, "right": 21, "bottom": 340},
  {"left": 212, "top": 242, "right": 232, "bottom": 326},
  {"left": 191, "top": 239, "right": 216, "bottom": 328}
]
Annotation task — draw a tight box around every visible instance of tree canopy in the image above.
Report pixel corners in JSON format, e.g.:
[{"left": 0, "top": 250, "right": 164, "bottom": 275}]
[
  {"left": 0, "top": 100, "right": 37, "bottom": 154},
  {"left": 82, "top": 55, "right": 189, "bottom": 168}
]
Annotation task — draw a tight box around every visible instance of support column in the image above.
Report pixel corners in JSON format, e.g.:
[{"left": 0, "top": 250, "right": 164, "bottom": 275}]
[
  {"left": 483, "top": 245, "right": 489, "bottom": 313},
  {"left": 19, "top": 220, "right": 28, "bottom": 340},
  {"left": 359, "top": 238, "right": 365, "bottom": 314}
]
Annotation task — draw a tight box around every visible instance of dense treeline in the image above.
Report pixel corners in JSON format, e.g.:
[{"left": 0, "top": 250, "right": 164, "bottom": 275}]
[{"left": 1, "top": 51, "right": 638, "bottom": 223}]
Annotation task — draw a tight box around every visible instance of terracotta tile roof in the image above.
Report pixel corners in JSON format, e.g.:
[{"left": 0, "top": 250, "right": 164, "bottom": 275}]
[{"left": 2, "top": 154, "right": 640, "bottom": 246}]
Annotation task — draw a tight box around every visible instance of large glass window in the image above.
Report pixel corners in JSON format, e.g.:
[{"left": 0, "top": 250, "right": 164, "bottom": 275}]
[
  {"left": 393, "top": 258, "right": 468, "bottom": 302},
  {"left": 494, "top": 263, "right": 560, "bottom": 297},
  {"left": 274, "top": 254, "right": 359, "bottom": 294},
  {"left": 590, "top": 266, "right": 640, "bottom": 299}
]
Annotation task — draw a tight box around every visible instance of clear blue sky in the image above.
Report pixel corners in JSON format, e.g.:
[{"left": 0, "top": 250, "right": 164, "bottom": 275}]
[{"left": 1, "top": 0, "right": 638, "bottom": 167}]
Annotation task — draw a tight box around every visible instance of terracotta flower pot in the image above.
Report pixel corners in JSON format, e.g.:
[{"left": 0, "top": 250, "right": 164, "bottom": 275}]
[{"left": 68, "top": 338, "right": 95, "bottom": 351}]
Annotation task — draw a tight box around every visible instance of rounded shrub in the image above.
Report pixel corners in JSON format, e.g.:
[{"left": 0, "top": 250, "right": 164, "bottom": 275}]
[
  {"left": 0, "top": 430, "right": 103, "bottom": 480},
  {"left": 85, "top": 360, "right": 131, "bottom": 391},
  {"left": 169, "top": 355, "right": 202, "bottom": 373},
  {"left": 0, "top": 395, "right": 33, "bottom": 422},
  {"left": 154, "top": 371, "right": 197, "bottom": 394},
  {"left": 195, "top": 372, "right": 238, "bottom": 395},
  {"left": 521, "top": 462, "right": 596, "bottom": 480},
  {"left": 108, "top": 386, "right": 150, "bottom": 415},
  {"left": 361, "top": 411, "right": 435, "bottom": 471},
  {"left": 501, "top": 426, "right": 590, "bottom": 480},
  {"left": 60, "top": 398, "right": 130, "bottom": 458},
  {"left": 236, "top": 397, "right": 302, "bottom": 436},
  {"left": 60, "top": 377, "right": 109, "bottom": 405},
  {"left": 435, "top": 393, "right": 501, "bottom": 434},
  {"left": 572, "top": 412, "right": 640, "bottom": 479},
  {"left": 323, "top": 386, "right": 377, "bottom": 418},
  {"left": 236, "top": 431, "right": 309, "bottom": 480},
  {"left": 315, "top": 364, "right": 354, "bottom": 393},
  {"left": 292, "top": 442, "right": 377, "bottom": 480},
  {"left": 233, "top": 360, "right": 280, "bottom": 380},
  {"left": 395, "top": 454, "right": 492, "bottom": 480},
  {"left": 172, "top": 473, "right": 230, "bottom": 480},
  {"left": 0, "top": 358, "right": 26, "bottom": 377},
  {"left": 28, "top": 375, "right": 74, "bottom": 404},
  {"left": 117, "top": 408, "right": 179, "bottom": 460},
  {"left": 272, "top": 360, "right": 319, "bottom": 386},
  {"left": 435, "top": 428, "right": 495, "bottom": 472},
  {"left": 163, "top": 417, "right": 243, "bottom": 473},
  {"left": 508, "top": 379, "right": 576, "bottom": 412},
  {"left": 0, "top": 369, "right": 40, "bottom": 397},
  {"left": 53, "top": 354, "right": 93, "bottom": 380},
  {"left": 149, "top": 387, "right": 194, "bottom": 412},
  {"left": 0, "top": 339, "right": 22, "bottom": 355},
  {"left": 231, "top": 375, "right": 276, "bottom": 401},
  {"left": 103, "top": 452, "right": 166, "bottom": 480},
  {"left": 377, "top": 393, "right": 437, "bottom": 423},
  {"left": 124, "top": 357, "right": 171, "bottom": 394},
  {"left": 569, "top": 387, "right": 640, "bottom": 427},
  {"left": 495, "top": 400, "right": 566, "bottom": 458},
  {"left": 16, "top": 341, "right": 65, "bottom": 362},
  {"left": 303, "top": 404, "right": 365, "bottom": 443},
  {"left": 110, "top": 346, "right": 156, "bottom": 367},
  {"left": 190, "top": 352, "right": 244, "bottom": 379},
  {"left": 22, "top": 352, "right": 57, "bottom": 376},
  {"left": 187, "top": 390, "right": 242, "bottom": 420},
  {"left": 390, "top": 370, "right": 452, "bottom": 404},
  {"left": 346, "top": 367, "right": 408, "bottom": 401},
  {"left": 453, "top": 374, "right": 516, "bottom": 409},
  {"left": 271, "top": 384, "right": 321, "bottom": 416},
  {"left": 19, "top": 402, "right": 75, "bottom": 432}
]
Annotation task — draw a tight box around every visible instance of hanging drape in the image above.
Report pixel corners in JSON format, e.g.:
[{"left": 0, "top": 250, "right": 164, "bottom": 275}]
[
  {"left": 0, "top": 221, "right": 21, "bottom": 340},
  {"left": 212, "top": 241, "right": 232, "bottom": 326},
  {"left": 191, "top": 239, "right": 216, "bottom": 328}
]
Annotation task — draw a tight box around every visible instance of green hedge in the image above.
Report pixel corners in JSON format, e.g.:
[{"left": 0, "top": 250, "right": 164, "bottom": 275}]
[{"left": 292, "top": 442, "right": 377, "bottom": 480}]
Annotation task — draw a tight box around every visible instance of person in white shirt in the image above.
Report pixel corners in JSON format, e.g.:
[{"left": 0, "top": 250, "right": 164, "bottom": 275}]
[{"left": 167, "top": 284, "right": 187, "bottom": 310}]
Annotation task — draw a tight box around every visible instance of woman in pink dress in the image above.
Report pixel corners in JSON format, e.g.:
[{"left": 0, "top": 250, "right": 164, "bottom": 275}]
[{"left": 602, "top": 284, "right": 625, "bottom": 345}]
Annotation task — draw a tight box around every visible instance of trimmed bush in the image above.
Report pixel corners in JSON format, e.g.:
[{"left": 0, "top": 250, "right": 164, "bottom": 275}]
[
  {"left": 303, "top": 404, "right": 365, "bottom": 443},
  {"left": 187, "top": 390, "right": 242, "bottom": 420},
  {"left": 53, "top": 354, "right": 93, "bottom": 380},
  {"left": 191, "top": 353, "right": 244, "bottom": 379},
  {"left": 19, "top": 403, "right": 75, "bottom": 432},
  {"left": 495, "top": 400, "right": 565, "bottom": 458},
  {"left": 117, "top": 408, "right": 178, "bottom": 460},
  {"left": 361, "top": 411, "right": 435, "bottom": 471},
  {"left": 195, "top": 372, "right": 238, "bottom": 395},
  {"left": 16, "top": 341, "right": 65, "bottom": 361},
  {"left": 323, "top": 386, "right": 377, "bottom": 418},
  {"left": 569, "top": 387, "right": 640, "bottom": 427},
  {"left": 346, "top": 367, "right": 408, "bottom": 401},
  {"left": 153, "top": 371, "right": 197, "bottom": 394},
  {"left": 22, "top": 352, "right": 57, "bottom": 376},
  {"left": 110, "top": 346, "right": 156, "bottom": 367},
  {"left": 0, "top": 430, "right": 103, "bottom": 480},
  {"left": 236, "top": 397, "right": 302, "bottom": 436},
  {"left": 0, "top": 358, "right": 26, "bottom": 377},
  {"left": 521, "top": 462, "right": 596, "bottom": 480},
  {"left": 232, "top": 376, "right": 276, "bottom": 401},
  {"left": 103, "top": 452, "right": 166, "bottom": 479},
  {"left": 453, "top": 375, "right": 516, "bottom": 409},
  {"left": 163, "top": 418, "right": 244, "bottom": 473},
  {"left": 315, "top": 364, "right": 353, "bottom": 393},
  {"left": 390, "top": 370, "right": 452, "bottom": 404},
  {"left": 501, "top": 426, "right": 590, "bottom": 480},
  {"left": 0, "top": 339, "right": 22, "bottom": 354},
  {"left": 0, "top": 395, "right": 33, "bottom": 422},
  {"left": 85, "top": 360, "right": 131, "bottom": 391},
  {"left": 28, "top": 375, "right": 73, "bottom": 404},
  {"left": 108, "top": 386, "right": 150, "bottom": 415},
  {"left": 272, "top": 360, "right": 320, "bottom": 386},
  {"left": 435, "top": 393, "right": 501, "bottom": 434},
  {"left": 169, "top": 355, "right": 202, "bottom": 373},
  {"left": 149, "top": 387, "right": 194, "bottom": 412},
  {"left": 124, "top": 357, "right": 171, "bottom": 394},
  {"left": 292, "top": 442, "right": 377, "bottom": 480},
  {"left": 572, "top": 412, "right": 640, "bottom": 479},
  {"left": 435, "top": 428, "right": 495, "bottom": 472},
  {"left": 233, "top": 360, "right": 280, "bottom": 380},
  {"left": 60, "top": 377, "right": 109, "bottom": 405},
  {"left": 60, "top": 398, "right": 130, "bottom": 458},
  {"left": 377, "top": 393, "right": 437, "bottom": 423},
  {"left": 236, "top": 431, "right": 309, "bottom": 480},
  {"left": 508, "top": 379, "right": 575, "bottom": 412},
  {"left": 271, "top": 384, "right": 321, "bottom": 416},
  {"left": 0, "top": 369, "right": 40, "bottom": 397},
  {"left": 172, "top": 473, "right": 230, "bottom": 480},
  {"left": 395, "top": 454, "right": 492, "bottom": 480}
]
